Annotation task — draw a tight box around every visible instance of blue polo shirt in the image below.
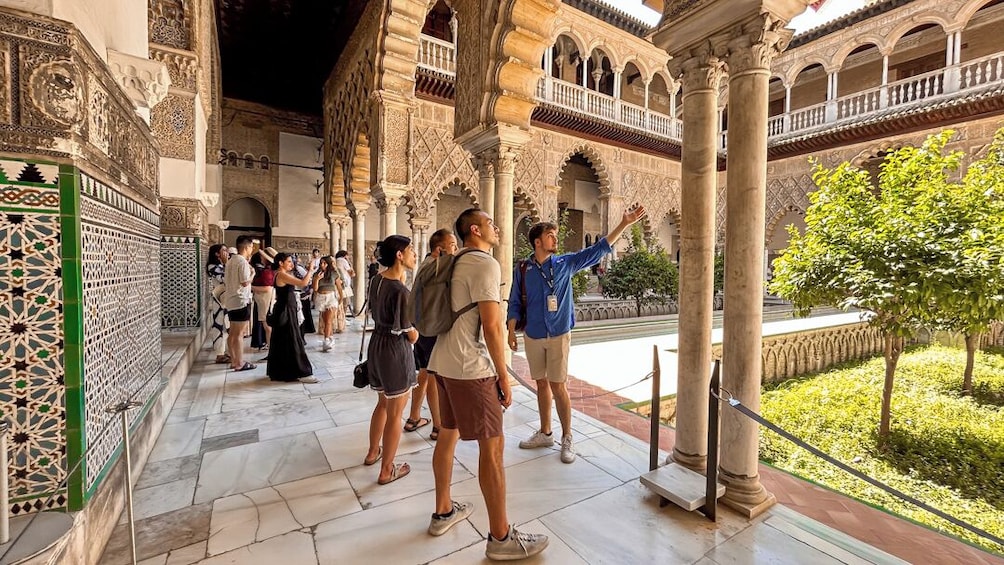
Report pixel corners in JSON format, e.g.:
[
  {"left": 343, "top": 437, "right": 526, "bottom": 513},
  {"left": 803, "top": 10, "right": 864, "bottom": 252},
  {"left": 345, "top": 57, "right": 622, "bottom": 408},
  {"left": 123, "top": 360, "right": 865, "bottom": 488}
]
[{"left": 507, "top": 238, "right": 612, "bottom": 339}]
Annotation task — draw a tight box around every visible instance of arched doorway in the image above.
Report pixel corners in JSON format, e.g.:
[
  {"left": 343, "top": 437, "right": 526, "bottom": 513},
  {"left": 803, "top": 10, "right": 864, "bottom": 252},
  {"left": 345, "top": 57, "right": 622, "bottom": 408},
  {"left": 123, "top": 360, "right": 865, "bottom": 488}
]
[
  {"left": 557, "top": 152, "right": 602, "bottom": 252},
  {"left": 657, "top": 215, "right": 680, "bottom": 262},
  {"left": 225, "top": 197, "right": 271, "bottom": 248},
  {"left": 766, "top": 208, "right": 806, "bottom": 282},
  {"left": 432, "top": 180, "right": 477, "bottom": 235}
]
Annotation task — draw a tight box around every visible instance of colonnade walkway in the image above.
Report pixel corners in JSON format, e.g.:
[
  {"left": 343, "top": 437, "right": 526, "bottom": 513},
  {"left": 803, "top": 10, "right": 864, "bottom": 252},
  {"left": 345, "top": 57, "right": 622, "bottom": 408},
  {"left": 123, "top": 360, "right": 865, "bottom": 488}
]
[{"left": 96, "top": 315, "right": 987, "bottom": 564}]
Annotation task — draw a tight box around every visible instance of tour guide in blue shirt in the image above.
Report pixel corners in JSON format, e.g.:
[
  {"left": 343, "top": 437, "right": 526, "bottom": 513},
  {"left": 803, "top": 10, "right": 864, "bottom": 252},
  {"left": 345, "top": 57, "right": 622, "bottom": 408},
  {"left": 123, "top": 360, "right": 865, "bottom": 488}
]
[{"left": 506, "top": 204, "right": 646, "bottom": 463}]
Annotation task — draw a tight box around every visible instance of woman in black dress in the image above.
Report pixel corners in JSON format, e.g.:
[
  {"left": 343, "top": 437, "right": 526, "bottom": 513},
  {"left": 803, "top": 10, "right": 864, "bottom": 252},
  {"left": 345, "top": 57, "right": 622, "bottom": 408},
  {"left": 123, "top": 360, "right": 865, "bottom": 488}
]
[
  {"left": 363, "top": 235, "right": 418, "bottom": 485},
  {"left": 266, "top": 253, "right": 318, "bottom": 384}
]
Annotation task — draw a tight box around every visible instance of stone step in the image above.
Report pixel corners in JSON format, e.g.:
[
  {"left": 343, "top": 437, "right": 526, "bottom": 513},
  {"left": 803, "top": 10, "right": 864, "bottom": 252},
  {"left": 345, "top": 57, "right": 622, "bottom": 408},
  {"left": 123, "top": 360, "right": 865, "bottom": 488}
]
[{"left": 639, "top": 463, "right": 725, "bottom": 512}]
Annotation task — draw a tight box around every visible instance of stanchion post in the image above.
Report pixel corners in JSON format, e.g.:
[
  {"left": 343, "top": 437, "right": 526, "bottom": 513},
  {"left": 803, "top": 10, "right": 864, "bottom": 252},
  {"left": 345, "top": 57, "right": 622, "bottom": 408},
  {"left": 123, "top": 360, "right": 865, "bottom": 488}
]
[
  {"left": 649, "top": 345, "right": 661, "bottom": 471},
  {"left": 107, "top": 401, "right": 141, "bottom": 565},
  {"left": 1, "top": 419, "right": 9, "bottom": 544},
  {"left": 703, "top": 360, "right": 721, "bottom": 522}
]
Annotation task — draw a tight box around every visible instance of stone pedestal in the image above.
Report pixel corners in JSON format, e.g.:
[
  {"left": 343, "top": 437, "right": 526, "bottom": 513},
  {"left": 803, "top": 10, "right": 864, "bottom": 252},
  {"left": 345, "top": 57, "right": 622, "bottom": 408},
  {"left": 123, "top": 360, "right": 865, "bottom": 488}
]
[{"left": 670, "top": 50, "right": 724, "bottom": 473}]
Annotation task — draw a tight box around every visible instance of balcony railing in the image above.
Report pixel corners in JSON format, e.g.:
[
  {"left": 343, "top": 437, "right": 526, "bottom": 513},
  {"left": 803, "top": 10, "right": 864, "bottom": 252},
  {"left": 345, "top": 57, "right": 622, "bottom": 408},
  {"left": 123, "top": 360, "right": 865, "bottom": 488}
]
[{"left": 417, "top": 35, "right": 1004, "bottom": 150}]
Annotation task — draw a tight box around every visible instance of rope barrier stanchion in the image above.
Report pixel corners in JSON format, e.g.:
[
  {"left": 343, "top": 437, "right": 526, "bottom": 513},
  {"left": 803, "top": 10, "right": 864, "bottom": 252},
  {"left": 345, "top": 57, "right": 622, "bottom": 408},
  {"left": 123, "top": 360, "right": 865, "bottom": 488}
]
[
  {"left": 717, "top": 391, "right": 1004, "bottom": 550},
  {"left": 700, "top": 360, "right": 722, "bottom": 522},
  {"left": 649, "top": 345, "right": 661, "bottom": 472}
]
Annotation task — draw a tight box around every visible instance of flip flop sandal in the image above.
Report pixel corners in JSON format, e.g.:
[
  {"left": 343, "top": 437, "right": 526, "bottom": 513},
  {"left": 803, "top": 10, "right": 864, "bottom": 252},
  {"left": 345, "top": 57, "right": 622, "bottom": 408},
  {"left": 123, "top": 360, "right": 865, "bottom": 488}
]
[
  {"left": 403, "top": 417, "right": 430, "bottom": 432},
  {"left": 233, "top": 362, "right": 257, "bottom": 372},
  {"left": 363, "top": 447, "right": 382, "bottom": 466},
  {"left": 429, "top": 427, "right": 439, "bottom": 441},
  {"left": 215, "top": 355, "right": 230, "bottom": 364},
  {"left": 378, "top": 462, "right": 411, "bottom": 485}
]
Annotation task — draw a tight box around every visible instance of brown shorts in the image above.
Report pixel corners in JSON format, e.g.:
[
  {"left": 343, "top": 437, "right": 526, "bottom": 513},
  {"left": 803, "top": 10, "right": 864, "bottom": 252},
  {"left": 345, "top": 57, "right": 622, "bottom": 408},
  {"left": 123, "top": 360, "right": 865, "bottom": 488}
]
[{"left": 433, "top": 374, "right": 504, "bottom": 441}]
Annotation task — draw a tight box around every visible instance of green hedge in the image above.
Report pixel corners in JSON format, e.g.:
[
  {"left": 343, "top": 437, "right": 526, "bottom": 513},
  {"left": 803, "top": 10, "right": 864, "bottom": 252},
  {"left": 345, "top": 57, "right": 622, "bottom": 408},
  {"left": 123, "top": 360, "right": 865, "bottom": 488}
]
[{"left": 760, "top": 345, "right": 1004, "bottom": 555}]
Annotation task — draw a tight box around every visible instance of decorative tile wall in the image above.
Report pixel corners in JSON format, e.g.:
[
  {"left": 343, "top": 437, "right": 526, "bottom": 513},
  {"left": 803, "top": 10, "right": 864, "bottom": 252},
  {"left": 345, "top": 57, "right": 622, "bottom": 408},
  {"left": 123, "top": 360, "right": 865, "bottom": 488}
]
[
  {"left": 160, "top": 235, "right": 202, "bottom": 328},
  {"left": 0, "top": 158, "right": 69, "bottom": 515},
  {"left": 79, "top": 173, "right": 162, "bottom": 496}
]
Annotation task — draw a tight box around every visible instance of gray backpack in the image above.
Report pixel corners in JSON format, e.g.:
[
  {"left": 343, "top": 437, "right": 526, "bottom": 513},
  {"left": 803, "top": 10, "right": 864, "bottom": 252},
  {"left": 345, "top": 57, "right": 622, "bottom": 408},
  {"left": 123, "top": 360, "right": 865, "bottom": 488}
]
[{"left": 412, "top": 248, "right": 486, "bottom": 336}]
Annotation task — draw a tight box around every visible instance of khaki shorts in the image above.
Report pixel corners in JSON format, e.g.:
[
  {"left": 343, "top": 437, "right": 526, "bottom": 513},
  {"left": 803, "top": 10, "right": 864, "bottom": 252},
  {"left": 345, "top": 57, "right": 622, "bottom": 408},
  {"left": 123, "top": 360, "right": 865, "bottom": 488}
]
[
  {"left": 253, "top": 288, "right": 274, "bottom": 322},
  {"left": 434, "top": 374, "right": 504, "bottom": 441},
  {"left": 523, "top": 332, "right": 571, "bottom": 383}
]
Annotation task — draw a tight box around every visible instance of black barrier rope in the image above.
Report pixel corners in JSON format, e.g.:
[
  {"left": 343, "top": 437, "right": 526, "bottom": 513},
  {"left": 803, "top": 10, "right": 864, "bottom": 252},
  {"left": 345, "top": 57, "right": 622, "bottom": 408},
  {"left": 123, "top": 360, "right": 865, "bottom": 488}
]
[
  {"left": 711, "top": 388, "right": 1004, "bottom": 550},
  {"left": 506, "top": 365, "right": 654, "bottom": 401}
]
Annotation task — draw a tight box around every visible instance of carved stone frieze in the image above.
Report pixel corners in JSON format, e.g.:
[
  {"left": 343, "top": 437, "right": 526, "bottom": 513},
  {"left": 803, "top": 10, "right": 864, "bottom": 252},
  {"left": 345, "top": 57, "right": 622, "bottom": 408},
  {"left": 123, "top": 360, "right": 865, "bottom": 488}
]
[
  {"left": 621, "top": 169, "right": 680, "bottom": 227},
  {"left": 149, "top": 0, "right": 191, "bottom": 51},
  {"left": 160, "top": 197, "right": 208, "bottom": 237},
  {"left": 152, "top": 93, "right": 196, "bottom": 160},
  {"left": 148, "top": 46, "right": 196, "bottom": 93},
  {"left": 107, "top": 50, "right": 171, "bottom": 111},
  {"left": 410, "top": 123, "right": 477, "bottom": 218},
  {"left": 0, "top": 9, "right": 158, "bottom": 206},
  {"left": 271, "top": 236, "right": 329, "bottom": 255}
]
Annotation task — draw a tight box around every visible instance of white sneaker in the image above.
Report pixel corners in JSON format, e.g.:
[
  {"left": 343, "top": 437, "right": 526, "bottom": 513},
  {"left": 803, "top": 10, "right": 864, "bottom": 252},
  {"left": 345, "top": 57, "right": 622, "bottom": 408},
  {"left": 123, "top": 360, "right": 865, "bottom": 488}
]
[
  {"left": 486, "top": 525, "right": 548, "bottom": 561},
  {"left": 298, "top": 376, "right": 319, "bottom": 384},
  {"left": 518, "top": 430, "right": 554, "bottom": 449},
  {"left": 560, "top": 435, "right": 575, "bottom": 464},
  {"left": 321, "top": 338, "right": 331, "bottom": 352},
  {"left": 428, "top": 500, "right": 473, "bottom": 536}
]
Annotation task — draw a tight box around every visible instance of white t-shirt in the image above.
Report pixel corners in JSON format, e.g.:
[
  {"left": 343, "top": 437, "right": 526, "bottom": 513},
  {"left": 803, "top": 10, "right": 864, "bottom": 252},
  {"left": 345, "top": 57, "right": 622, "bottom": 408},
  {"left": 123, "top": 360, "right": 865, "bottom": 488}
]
[
  {"left": 222, "top": 254, "right": 253, "bottom": 311},
  {"left": 428, "top": 250, "right": 499, "bottom": 380}
]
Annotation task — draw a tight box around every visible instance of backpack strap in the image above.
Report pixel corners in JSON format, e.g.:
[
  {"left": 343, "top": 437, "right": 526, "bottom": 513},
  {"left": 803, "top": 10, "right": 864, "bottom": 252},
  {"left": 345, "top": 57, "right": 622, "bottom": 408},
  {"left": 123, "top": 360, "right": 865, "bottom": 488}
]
[{"left": 449, "top": 248, "right": 489, "bottom": 338}]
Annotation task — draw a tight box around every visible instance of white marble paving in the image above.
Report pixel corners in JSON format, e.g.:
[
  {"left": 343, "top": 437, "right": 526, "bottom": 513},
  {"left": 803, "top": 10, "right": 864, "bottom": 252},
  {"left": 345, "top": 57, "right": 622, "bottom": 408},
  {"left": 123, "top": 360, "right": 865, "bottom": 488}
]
[
  {"left": 207, "top": 487, "right": 300, "bottom": 556},
  {"left": 127, "top": 477, "right": 198, "bottom": 522},
  {"left": 314, "top": 419, "right": 433, "bottom": 472},
  {"left": 193, "top": 432, "right": 330, "bottom": 503},
  {"left": 272, "top": 471, "right": 363, "bottom": 526},
  {"left": 196, "top": 530, "right": 317, "bottom": 565},
  {"left": 321, "top": 390, "right": 385, "bottom": 426},
  {"left": 429, "top": 519, "right": 589, "bottom": 564},
  {"left": 344, "top": 445, "right": 474, "bottom": 510},
  {"left": 450, "top": 423, "right": 556, "bottom": 474},
  {"left": 202, "top": 398, "right": 330, "bottom": 438},
  {"left": 148, "top": 420, "right": 206, "bottom": 462},
  {"left": 188, "top": 373, "right": 227, "bottom": 418}
]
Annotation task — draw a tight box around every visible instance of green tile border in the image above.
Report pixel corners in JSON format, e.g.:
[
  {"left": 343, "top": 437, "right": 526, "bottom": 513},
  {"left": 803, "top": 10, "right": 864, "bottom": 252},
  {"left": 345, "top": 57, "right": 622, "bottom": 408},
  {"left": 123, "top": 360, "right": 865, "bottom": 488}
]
[{"left": 58, "top": 165, "right": 86, "bottom": 511}]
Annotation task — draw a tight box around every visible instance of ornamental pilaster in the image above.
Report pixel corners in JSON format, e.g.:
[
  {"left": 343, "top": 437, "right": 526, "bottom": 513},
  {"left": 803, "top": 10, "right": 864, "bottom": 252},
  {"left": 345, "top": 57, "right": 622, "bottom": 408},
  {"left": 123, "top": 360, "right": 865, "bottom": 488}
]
[{"left": 160, "top": 196, "right": 208, "bottom": 238}]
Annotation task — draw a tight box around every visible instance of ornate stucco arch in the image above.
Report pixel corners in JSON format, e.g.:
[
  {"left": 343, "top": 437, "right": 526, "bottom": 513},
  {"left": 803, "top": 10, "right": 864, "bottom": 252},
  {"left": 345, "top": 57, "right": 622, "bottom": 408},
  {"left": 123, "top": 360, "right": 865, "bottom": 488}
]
[
  {"left": 764, "top": 204, "right": 805, "bottom": 246},
  {"left": 621, "top": 57, "right": 653, "bottom": 82},
  {"left": 550, "top": 28, "right": 589, "bottom": 59},
  {"left": 784, "top": 57, "right": 834, "bottom": 87},
  {"left": 957, "top": 0, "right": 1003, "bottom": 28},
  {"left": 585, "top": 40, "right": 622, "bottom": 72},
  {"left": 223, "top": 195, "right": 275, "bottom": 228},
  {"left": 557, "top": 142, "right": 612, "bottom": 196},
  {"left": 408, "top": 178, "right": 480, "bottom": 223},
  {"left": 885, "top": 14, "right": 952, "bottom": 50},
  {"left": 514, "top": 185, "right": 543, "bottom": 223},
  {"left": 851, "top": 141, "right": 906, "bottom": 166},
  {"left": 830, "top": 37, "right": 889, "bottom": 70}
]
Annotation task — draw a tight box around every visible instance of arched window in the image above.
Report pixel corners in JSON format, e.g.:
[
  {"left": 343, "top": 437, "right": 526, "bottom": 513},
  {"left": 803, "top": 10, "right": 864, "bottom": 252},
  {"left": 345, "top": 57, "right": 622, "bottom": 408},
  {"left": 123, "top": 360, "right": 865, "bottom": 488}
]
[
  {"left": 244, "top": 154, "right": 255, "bottom": 169},
  {"left": 227, "top": 151, "right": 238, "bottom": 166},
  {"left": 260, "top": 156, "right": 270, "bottom": 170}
]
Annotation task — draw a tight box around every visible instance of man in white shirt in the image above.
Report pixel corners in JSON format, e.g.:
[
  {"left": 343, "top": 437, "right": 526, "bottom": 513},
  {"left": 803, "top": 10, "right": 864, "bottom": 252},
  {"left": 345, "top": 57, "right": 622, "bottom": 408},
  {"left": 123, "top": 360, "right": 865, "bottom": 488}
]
[
  {"left": 335, "top": 250, "right": 354, "bottom": 312},
  {"left": 426, "top": 209, "right": 548, "bottom": 561},
  {"left": 223, "top": 236, "right": 255, "bottom": 371}
]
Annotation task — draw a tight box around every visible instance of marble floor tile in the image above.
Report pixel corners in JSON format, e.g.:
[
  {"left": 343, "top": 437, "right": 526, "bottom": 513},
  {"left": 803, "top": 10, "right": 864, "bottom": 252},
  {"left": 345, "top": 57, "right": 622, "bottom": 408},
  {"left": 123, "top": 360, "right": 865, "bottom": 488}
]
[
  {"left": 193, "top": 432, "right": 331, "bottom": 503},
  {"left": 203, "top": 398, "right": 329, "bottom": 438},
  {"left": 257, "top": 418, "right": 334, "bottom": 442},
  {"left": 218, "top": 378, "right": 311, "bottom": 413},
  {"left": 703, "top": 520, "right": 850, "bottom": 564},
  {"left": 572, "top": 435, "right": 650, "bottom": 483},
  {"left": 501, "top": 402, "right": 550, "bottom": 430},
  {"left": 207, "top": 487, "right": 301, "bottom": 556},
  {"left": 188, "top": 373, "right": 226, "bottom": 418},
  {"left": 138, "top": 555, "right": 167, "bottom": 565},
  {"left": 450, "top": 423, "right": 556, "bottom": 474},
  {"left": 136, "top": 454, "right": 202, "bottom": 490},
  {"left": 321, "top": 390, "right": 381, "bottom": 426},
  {"left": 200, "top": 429, "right": 259, "bottom": 454},
  {"left": 304, "top": 374, "right": 361, "bottom": 398},
  {"left": 540, "top": 482, "right": 750, "bottom": 564},
  {"left": 196, "top": 530, "right": 317, "bottom": 565},
  {"left": 148, "top": 420, "right": 206, "bottom": 462},
  {"left": 166, "top": 541, "right": 208, "bottom": 565},
  {"left": 429, "top": 519, "right": 588, "bottom": 564},
  {"left": 273, "top": 470, "right": 363, "bottom": 526},
  {"left": 344, "top": 445, "right": 473, "bottom": 510},
  {"left": 314, "top": 490, "right": 483, "bottom": 564},
  {"left": 314, "top": 419, "right": 432, "bottom": 472},
  {"left": 102, "top": 503, "right": 213, "bottom": 565},
  {"left": 127, "top": 477, "right": 198, "bottom": 522},
  {"left": 449, "top": 452, "right": 622, "bottom": 536}
]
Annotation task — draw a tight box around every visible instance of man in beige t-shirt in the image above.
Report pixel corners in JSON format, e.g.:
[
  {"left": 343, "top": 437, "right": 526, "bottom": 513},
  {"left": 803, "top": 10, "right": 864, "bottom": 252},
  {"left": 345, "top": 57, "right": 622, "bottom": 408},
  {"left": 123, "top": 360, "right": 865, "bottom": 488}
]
[{"left": 426, "top": 209, "right": 548, "bottom": 561}]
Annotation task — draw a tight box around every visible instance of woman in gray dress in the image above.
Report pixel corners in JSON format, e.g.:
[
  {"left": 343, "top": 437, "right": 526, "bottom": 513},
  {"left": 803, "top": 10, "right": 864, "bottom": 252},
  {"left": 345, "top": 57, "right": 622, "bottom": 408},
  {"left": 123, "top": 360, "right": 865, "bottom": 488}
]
[{"left": 363, "top": 235, "right": 418, "bottom": 485}]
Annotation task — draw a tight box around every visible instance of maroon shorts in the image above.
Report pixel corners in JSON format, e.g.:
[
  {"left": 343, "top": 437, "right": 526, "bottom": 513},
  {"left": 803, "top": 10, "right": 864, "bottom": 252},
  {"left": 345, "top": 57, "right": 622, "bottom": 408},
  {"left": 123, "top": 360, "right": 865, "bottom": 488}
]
[{"left": 433, "top": 374, "right": 504, "bottom": 441}]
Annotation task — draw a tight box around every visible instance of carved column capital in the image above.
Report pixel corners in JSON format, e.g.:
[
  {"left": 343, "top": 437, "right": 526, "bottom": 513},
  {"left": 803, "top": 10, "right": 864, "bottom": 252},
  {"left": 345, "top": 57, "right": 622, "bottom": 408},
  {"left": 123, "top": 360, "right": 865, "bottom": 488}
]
[
  {"left": 723, "top": 14, "right": 792, "bottom": 76},
  {"left": 673, "top": 48, "right": 726, "bottom": 95},
  {"left": 488, "top": 146, "right": 522, "bottom": 176},
  {"left": 409, "top": 217, "right": 432, "bottom": 231},
  {"left": 107, "top": 50, "right": 172, "bottom": 110},
  {"left": 471, "top": 153, "right": 495, "bottom": 179}
]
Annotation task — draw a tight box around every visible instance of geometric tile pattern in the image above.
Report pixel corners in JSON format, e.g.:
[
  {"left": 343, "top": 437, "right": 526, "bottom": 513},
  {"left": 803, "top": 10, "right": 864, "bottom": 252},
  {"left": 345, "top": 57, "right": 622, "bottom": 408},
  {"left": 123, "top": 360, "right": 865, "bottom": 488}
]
[
  {"left": 160, "top": 235, "right": 202, "bottom": 328},
  {"left": 79, "top": 172, "right": 162, "bottom": 494},
  {"left": 0, "top": 158, "right": 68, "bottom": 515}
]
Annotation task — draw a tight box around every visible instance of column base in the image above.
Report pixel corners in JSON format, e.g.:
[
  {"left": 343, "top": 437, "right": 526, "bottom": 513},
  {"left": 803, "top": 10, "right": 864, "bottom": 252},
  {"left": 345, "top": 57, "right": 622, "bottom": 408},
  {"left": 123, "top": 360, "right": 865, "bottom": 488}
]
[
  {"left": 668, "top": 448, "right": 706, "bottom": 473},
  {"left": 719, "top": 469, "right": 776, "bottom": 519}
]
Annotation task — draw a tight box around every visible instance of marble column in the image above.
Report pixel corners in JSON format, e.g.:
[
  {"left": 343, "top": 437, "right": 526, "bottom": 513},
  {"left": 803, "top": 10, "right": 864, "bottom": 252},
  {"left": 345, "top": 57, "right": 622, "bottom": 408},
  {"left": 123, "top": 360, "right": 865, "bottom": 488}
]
[
  {"left": 719, "top": 15, "right": 788, "bottom": 518},
  {"left": 493, "top": 147, "right": 519, "bottom": 297},
  {"left": 670, "top": 49, "right": 724, "bottom": 473},
  {"left": 338, "top": 220, "right": 349, "bottom": 253},
  {"left": 327, "top": 214, "right": 336, "bottom": 255},
  {"left": 380, "top": 199, "right": 398, "bottom": 239},
  {"left": 352, "top": 210, "right": 368, "bottom": 312},
  {"left": 474, "top": 153, "right": 495, "bottom": 220}
]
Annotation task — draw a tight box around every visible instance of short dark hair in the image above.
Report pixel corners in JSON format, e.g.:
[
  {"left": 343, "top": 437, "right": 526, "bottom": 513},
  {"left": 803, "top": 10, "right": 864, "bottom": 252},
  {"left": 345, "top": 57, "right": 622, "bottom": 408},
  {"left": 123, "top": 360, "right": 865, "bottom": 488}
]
[
  {"left": 273, "top": 252, "right": 290, "bottom": 269},
  {"left": 335, "top": 250, "right": 348, "bottom": 259},
  {"left": 429, "top": 228, "right": 454, "bottom": 252},
  {"left": 312, "top": 248, "right": 320, "bottom": 254},
  {"left": 528, "top": 222, "right": 557, "bottom": 250},
  {"left": 376, "top": 235, "right": 411, "bottom": 267},
  {"left": 235, "top": 237, "right": 253, "bottom": 253},
  {"left": 455, "top": 208, "right": 483, "bottom": 243}
]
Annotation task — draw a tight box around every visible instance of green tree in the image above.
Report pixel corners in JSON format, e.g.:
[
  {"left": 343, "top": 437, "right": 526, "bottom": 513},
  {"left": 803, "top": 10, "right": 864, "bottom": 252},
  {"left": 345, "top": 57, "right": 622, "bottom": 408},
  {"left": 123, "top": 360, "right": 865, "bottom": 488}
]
[
  {"left": 924, "top": 129, "right": 1004, "bottom": 394},
  {"left": 770, "top": 131, "right": 972, "bottom": 443},
  {"left": 515, "top": 209, "right": 589, "bottom": 302},
  {"left": 600, "top": 224, "right": 678, "bottom": 317}
]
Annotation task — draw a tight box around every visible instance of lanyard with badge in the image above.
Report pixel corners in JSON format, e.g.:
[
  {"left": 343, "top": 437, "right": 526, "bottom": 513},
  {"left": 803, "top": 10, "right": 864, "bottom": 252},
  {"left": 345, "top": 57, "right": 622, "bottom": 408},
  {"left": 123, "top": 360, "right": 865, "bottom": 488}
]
[{"left": 534, "top": 257, "right": 559, "bottom": 312}]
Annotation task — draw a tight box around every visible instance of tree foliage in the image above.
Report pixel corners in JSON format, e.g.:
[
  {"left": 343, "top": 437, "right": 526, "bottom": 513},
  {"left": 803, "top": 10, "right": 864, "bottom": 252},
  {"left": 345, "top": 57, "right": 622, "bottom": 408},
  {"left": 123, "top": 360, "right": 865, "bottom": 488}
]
[
  {"left": 769, "top": 129, "right": 1004, "bottom": 442},
  {"left": 600, "top": 224, "right": 678, "bottom": 317}
]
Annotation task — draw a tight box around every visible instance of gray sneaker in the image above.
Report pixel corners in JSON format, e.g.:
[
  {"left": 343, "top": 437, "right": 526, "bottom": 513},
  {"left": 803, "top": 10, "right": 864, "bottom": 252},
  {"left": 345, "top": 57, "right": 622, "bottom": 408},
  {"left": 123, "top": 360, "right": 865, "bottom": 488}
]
[
  {"left": 486, "top": 525, "right": 549, "bottom": 561},
  {"left": 518, "top": 430, "right": 554, "bottom": 449},
  {"left": 428, "top": 500, "right": 473, "bottom": 536},
  {"left": 560, "top": 434, "right": 575, "bottom": 464}
]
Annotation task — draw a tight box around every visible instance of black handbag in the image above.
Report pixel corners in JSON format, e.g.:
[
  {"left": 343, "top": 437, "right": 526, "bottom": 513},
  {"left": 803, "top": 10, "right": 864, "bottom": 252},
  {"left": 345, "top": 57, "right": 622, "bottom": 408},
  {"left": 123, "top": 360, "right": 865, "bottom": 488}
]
[{"left": 353, "top": 308, "right": 369, "bottom": 388}]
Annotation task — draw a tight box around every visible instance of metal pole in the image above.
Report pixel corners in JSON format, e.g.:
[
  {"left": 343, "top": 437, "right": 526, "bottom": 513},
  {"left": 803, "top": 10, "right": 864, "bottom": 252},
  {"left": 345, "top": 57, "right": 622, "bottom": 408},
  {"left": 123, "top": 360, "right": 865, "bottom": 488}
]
[
  {"left": 649, "top": 345, "right": 661, "bottom": 471},
  {"left": 1, "top": 420, "right": 9, "bottom": 544},
  {"left": 107, "top": 402, "right": 141, "bottom": 565},
  {"left": 703, "top": 360, "right": 721, "bottom": 522}
]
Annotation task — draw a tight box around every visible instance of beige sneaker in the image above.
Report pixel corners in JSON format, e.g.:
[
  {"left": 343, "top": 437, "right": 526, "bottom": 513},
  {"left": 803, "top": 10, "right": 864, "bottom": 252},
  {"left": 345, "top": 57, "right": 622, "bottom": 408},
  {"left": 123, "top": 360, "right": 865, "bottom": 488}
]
[
  {"left": 428, "top": 500, "right": 473, "bottom": 536},
  {"left": 560, "top": 434, "right": 575, "bottom": 464},
  {"left": 298, "top": 376, "right": 319, "bottom": 384},
  {"left": 518, "top": 430, "right": 554, "bottom": 449},
  {"left": 486, "top": 525, "right": 548, "bottom": 561}
]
